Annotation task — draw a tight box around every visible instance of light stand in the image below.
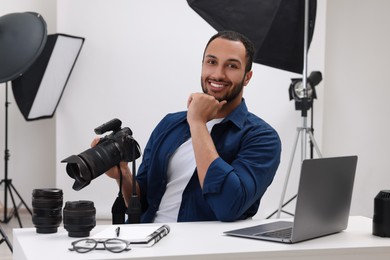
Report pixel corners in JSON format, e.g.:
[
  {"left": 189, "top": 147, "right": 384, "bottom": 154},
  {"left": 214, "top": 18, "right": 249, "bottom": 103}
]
[
  {"left": 267, "top": 0, "right": 322, "bottom": 219},
  {"left": 0, "top": 12, "right": 47, "bottom": 233},
  {"left": 0, "top": 83, "right": 32, "bottom": 228},
  {"left": 0, "top": 11, "right": 83, "bottom": 253},
  {"left": 0, "top": 83, "right": 17, "bottom": 253},
  {"left": 268, "top": 104, "right": 322, "bottom": 218}
]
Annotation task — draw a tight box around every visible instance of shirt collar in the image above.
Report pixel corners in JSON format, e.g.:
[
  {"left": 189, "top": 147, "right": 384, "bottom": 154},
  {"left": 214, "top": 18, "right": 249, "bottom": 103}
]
[
  {"left": 221, "top": 98, "right": 248, "bottom": 129},
  {"left": 183, "top": 98, "right": 249, "bottom": 129}
]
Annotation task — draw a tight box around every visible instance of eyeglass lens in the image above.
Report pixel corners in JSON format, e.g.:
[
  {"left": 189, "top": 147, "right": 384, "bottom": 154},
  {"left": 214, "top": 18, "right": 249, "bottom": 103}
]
[{"left": 104, "top": 239, "right": 130, "bottom": 253}]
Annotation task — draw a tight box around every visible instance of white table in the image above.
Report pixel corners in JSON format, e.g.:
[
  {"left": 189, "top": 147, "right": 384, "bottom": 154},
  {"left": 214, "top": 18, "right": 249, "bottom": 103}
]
[{"left": 13, "top": 216, "right": 390, "bottom": 260}]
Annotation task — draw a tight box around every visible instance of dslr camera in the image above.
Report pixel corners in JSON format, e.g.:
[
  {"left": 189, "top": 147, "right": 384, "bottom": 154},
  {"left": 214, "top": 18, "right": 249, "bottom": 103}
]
[{"left": 62, "top": 118, "right": 141, "bottom": 191}]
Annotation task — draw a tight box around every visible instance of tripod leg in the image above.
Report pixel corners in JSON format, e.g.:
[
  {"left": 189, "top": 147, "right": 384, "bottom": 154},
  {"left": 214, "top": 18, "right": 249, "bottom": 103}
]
[
  {"left": 9, "top": 183, "right": 32, "bottom": 215},
  {"left": 1, "top": 180, "right": 32, "bottom": 227},
  {"left": 266, "top": 194, "right": 298, "bottom": 219},
  {"left": 308, "top": 130, "right": 322, "bottom": 158},
  {"left": 6, "top": 185, "right": 23, "bottom": 228},
  {"left": 0, "top": 224, "right": 13, "bottom": 252},
  {"left": 275, "top": 127, "right": 302, "bottom": 218}
]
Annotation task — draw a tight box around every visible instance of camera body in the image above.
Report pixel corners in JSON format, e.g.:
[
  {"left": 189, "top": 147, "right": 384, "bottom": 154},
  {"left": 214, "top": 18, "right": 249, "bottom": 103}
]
[
  {"left": 97, "top": 126, "right": 137, "bottom": 162},
  {"left": 62, "top": 118, "right": 141, "bottom": 191}
]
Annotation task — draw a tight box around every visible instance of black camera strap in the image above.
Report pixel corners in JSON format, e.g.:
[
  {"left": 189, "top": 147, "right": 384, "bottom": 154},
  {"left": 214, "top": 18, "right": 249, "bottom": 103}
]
[
  {"left": 111, "top": 165, "right": 127, "bottom": 224},
  {"left": 127, "top": 145, "right": 141, "bottom": 224}
]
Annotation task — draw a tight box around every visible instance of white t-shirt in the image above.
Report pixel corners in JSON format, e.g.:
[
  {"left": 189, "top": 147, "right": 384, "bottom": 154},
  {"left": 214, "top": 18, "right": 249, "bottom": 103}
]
[{"left": 153, "top": 118, "right": 223, "bottom": 223}]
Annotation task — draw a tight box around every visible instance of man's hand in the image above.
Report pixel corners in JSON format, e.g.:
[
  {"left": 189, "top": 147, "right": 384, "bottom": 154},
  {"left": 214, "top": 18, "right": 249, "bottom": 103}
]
[
  {"left": 90, "top": 136, "right": 129, "bottom": 180},
  {"left": 187, "top": 93, "right": 227, "bottom": 124},
  {"left": 90, "top": 136, "right": 137, "bottom": 207}
]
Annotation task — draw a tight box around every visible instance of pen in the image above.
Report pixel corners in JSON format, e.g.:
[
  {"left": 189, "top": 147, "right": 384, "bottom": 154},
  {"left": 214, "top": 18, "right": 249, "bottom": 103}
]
[{"left": 116, "top": 227, "right": 120, "bottom": 237}]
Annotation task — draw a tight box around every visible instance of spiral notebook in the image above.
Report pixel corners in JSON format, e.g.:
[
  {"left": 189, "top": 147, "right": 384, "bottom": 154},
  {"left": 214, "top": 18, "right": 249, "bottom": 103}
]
[{"left": 92, "top": 224, "right": 170, "bottom": 247}]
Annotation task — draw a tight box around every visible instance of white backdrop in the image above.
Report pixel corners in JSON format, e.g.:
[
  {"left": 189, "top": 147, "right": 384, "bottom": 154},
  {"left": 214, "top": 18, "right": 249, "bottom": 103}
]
[
  {"left": 322, "top": 0, "right": 390, "bottom": 218},
  {"left": 55, "top": 0, "right": 325, "bottom": 219},
  {"left": 1, "top": 0, "right": 326, "bottom": 220},
  {"left": 2, "top": 0, "right": 388, "bottom": 223}
]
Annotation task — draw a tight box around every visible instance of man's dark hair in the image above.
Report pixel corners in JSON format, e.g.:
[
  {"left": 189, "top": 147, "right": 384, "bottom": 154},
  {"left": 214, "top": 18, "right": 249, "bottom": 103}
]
[{"left": 204, "top": 30, "right": 255, "bottom": 73}]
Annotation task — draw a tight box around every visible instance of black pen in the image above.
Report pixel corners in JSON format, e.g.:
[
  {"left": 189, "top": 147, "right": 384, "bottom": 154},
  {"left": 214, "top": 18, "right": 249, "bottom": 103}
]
[{"left": 116, "top": 227, "right": 120, "bottom": 237}]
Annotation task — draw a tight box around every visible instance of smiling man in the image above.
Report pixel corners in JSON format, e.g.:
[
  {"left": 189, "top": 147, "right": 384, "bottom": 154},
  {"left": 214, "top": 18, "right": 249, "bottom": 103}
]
[{"left": 100, "top": 31, "right": 281, "bottom": 223}]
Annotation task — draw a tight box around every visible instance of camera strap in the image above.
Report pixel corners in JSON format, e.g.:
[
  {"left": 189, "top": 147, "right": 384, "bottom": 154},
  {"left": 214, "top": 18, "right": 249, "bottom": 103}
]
[
  {"left": 111, "top": 165, "right": 127, "bottom": 224},
  {"left": 118, "top": 164, "right": 124, "bottom": 196}
]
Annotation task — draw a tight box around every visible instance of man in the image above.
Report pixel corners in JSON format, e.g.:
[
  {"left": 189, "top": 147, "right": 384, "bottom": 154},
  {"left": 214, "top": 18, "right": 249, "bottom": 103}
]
[{"left": 96, "top": 30, "right": 281, "bottom": 223}]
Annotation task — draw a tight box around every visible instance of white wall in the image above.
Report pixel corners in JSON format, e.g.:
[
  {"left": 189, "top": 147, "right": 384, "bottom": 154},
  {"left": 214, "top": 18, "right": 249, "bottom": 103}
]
[
  {"left": 0, "top": 0, "right": 57, "bottom": 214},
  {"left": 1, "top": 0, "right": 332, "bottom": 221},
  {"left": 54, "top": 0, "right": 326, "bottom": 219},
  {"left": 2, "top": 0, "right": 387, "bottom": 224},
  {"left": 323, "top": 0, "right": 390, "bottom": 217}
]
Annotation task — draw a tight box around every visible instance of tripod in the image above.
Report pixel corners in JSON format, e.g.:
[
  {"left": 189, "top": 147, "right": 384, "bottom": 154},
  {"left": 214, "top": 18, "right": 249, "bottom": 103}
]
[
  {"left": 0, "top": 82, "right": 32, "bottom": 228},
  {"left": 266, "top": 113, "right": 322, "bottom": 219},
  {"left": 266, "top": 0, "right": 322, "bottom": 219}
]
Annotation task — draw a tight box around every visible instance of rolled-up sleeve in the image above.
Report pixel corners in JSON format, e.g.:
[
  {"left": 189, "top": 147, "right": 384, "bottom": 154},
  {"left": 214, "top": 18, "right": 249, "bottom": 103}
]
[{"left": 202, "top": 125, "right": 281, "bottom": 222}]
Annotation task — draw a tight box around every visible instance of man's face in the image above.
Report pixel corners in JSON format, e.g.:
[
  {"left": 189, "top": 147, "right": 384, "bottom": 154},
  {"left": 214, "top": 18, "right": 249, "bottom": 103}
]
[{"left": 201, "top": 38, "right": 252, "bottom": 103}]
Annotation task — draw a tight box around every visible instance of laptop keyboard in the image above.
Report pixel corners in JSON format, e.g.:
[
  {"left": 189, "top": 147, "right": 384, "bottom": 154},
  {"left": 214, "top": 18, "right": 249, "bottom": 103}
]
[{"left": 258, "top": 227, "right": 293, "bottom": 239}]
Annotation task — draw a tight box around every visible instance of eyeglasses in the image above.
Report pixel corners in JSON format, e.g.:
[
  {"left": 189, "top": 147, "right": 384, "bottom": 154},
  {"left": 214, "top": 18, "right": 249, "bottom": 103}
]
[{"left": 68, "top": 238, "right": 131, "bottom": 253}]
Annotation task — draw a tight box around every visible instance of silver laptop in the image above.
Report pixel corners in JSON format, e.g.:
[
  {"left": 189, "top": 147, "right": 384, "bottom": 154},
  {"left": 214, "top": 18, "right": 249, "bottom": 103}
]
[{"left": 224, "top": 156, "right": 358, "bottom": 243}]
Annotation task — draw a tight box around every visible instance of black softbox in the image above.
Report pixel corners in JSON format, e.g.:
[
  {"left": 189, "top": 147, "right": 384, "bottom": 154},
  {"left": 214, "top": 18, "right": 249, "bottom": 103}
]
[
  {"left": 11, "top": 34, "right": 84, "bottom": 121},
  {"left": 187, "top": 0, "right": 317, "bottom": 74}
]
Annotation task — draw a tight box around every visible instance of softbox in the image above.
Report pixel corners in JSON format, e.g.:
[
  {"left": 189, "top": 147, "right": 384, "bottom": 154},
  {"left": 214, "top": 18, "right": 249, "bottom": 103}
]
[
  {"left": 187, "top": 0, "right": 317, "bottom": 74},
  {"left": 11, "top": 34, "right": 84, "bottom": 121}
]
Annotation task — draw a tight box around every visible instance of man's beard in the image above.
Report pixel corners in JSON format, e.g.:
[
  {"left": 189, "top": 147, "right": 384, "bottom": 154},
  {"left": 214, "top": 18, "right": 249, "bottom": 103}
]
[{"left": 202, "top": 75, "right": 245, "bottom": 103}]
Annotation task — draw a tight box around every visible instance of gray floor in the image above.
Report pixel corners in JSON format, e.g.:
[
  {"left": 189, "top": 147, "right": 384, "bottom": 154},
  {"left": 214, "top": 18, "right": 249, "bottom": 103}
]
[{"left": 0, "top": 210, "right": 111, "bottom": 260}]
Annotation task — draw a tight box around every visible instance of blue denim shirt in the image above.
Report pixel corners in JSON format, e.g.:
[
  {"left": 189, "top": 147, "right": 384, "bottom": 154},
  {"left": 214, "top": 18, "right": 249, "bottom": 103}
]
[{"left": 136, "top": 99, "right": 281, "bottom": 222}]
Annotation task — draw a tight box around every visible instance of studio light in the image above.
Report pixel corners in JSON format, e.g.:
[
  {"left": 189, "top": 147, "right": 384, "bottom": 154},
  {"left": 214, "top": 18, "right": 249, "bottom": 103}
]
[
  {"left": 289, "top": 71, "right": 322, "bottom": 111},
  {"left": 12, "top": 34, "right": 84, "bottom": 121},
  {"left": 0, "top": 11, "right": 47, "bottom": 252},
  {"left": 0, "top": 12, "right": 84, "bottom": 245},
  {"left": 0, "top": 12, "right": 47, "bottom": 82}
]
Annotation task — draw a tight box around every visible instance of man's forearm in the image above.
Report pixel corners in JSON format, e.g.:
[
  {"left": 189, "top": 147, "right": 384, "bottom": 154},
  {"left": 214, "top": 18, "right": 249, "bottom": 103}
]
[{"left": 189, "top": 121, "right": 219, "bottom": 188}]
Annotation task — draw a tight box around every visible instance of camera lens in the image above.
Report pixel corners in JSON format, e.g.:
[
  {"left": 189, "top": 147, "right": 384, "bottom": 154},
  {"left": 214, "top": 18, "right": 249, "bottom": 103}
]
[
  {"left": 61, "top": 140, "right": 122, "bottom": 191},
  {"left": 61, "top": 121, "right": 141, "bottom": 191},
  {"left": 63, "top": 200, "right": 96, "bottom": 237},
  {"left": 32, "top": 188, "right": 63, "bottom": 234}
]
